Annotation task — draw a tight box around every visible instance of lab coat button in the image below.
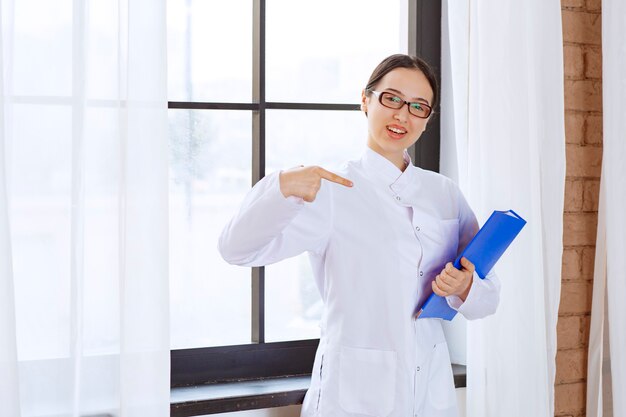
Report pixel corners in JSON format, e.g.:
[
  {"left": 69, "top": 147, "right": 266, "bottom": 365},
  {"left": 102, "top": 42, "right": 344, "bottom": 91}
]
[
  {"left": 419, "top": 271, "right": 424, "bottom": 276},
  {"left": 395, "top": 196, "right": 401, "bottom": 201},
  {"left": 416, "top": 366, "right": 421, "bottom": 372},
  {"left": 415, "top": 226, "right": 420, "bottom": 231}
]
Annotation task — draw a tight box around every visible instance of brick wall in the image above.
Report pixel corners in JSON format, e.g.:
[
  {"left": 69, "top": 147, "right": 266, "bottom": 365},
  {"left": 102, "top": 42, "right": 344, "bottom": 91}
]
[{"left": 556, "top": 0, "right": 602, "bottom": 416}]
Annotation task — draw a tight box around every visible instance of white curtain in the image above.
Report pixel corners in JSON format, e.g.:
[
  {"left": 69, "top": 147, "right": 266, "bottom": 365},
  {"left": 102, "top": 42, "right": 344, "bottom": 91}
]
[
  {"left": 441, "top": 1, "right": 565, "bottom": 416},
  {"left": 586, "top": 0, "right": 626, "bottom": 416},
  {"left": 0, "top": 0, "right": 170, "bottom": 416}
]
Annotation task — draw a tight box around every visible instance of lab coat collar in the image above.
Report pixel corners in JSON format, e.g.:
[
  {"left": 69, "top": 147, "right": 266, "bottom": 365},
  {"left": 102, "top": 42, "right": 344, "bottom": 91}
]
[{"left": 361, "top": 147, "right": 416, "bottom": 196}]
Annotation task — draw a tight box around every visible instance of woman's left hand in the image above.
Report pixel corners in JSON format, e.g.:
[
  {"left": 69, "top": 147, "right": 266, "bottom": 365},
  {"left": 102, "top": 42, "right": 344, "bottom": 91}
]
[{"left": 432, "top": 257, "right": 475, "bottom": 301}]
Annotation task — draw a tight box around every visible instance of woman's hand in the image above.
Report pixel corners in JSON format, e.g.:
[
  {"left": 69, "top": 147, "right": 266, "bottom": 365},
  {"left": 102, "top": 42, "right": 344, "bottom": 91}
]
[
  {"left": 432, "top": 257, "right": 475, "bottom": 301},
  {"left": 279, "top": 166, "right": 353, "bottom": 202}
]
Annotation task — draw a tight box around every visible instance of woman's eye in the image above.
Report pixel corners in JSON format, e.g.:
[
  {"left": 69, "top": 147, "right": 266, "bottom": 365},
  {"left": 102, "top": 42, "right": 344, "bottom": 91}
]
[
  {"left": 411, "top": 103, "right": 423, "bottom": 111},
  {"left": 387, "top": 95, "right": 402, "bottom": 104}
]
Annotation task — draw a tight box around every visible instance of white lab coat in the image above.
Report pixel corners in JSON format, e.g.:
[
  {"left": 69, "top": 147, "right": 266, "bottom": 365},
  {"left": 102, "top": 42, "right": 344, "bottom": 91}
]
[{"left": 219, "top": 148, "right": 500, "bottom": 417}]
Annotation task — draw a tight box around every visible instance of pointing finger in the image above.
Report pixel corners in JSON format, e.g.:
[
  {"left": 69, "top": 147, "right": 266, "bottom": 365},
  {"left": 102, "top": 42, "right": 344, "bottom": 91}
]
[{"left": 317, "top": 167, "right": 353, "bottom": 188}]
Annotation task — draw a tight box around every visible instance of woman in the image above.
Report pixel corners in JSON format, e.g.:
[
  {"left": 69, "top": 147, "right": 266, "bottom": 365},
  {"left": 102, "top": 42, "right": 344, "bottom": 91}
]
[{"left": 218, "top": 54, "right": 500, "bottom": 417}]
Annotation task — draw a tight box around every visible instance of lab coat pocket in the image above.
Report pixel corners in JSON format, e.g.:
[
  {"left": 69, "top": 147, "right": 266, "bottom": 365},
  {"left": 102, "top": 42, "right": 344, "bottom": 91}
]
[
  {"left": 426, "top": 342, "right": 457, "bottom": 410},
  {"left": 339, "top": 346, "right": 398, "bottom": 417}
]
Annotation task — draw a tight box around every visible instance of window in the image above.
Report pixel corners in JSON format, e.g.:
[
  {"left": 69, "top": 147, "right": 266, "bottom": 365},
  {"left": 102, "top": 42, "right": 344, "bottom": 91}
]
[{"left": 168, "top": 0, "right": 442, "bottom": 386}]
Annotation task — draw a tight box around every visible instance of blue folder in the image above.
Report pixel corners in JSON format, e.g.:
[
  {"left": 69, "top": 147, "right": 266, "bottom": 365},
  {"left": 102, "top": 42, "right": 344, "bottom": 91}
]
[{"left": 415, "top": 209, "right": 527, "bottom": 320}]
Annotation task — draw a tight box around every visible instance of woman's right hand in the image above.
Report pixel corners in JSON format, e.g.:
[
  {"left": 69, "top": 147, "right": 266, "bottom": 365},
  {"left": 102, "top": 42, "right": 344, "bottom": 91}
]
[{"left": 279, "top": 166, "right": 353, "bottom": 202}]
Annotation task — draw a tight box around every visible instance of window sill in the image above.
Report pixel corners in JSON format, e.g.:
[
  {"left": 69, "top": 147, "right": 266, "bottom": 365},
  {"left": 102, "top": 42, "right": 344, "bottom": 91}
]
[{"left": 170, "top": 365, "right": 466, "bottom": 417}]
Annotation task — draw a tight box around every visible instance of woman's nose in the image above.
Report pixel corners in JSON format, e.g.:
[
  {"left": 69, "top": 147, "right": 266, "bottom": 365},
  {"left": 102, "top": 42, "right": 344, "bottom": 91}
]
[{"left": 393, "top": 107, "right": 409, "bottom": 123}]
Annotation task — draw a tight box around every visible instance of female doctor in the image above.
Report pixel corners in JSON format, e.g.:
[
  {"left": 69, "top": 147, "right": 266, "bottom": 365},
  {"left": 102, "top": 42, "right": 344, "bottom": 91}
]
[{"left": 218, "top": 54, "right": 500, "bottom": 417}]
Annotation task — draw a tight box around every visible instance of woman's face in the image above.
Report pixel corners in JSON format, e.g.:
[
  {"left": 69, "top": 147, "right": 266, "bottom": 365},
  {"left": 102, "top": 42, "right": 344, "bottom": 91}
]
[{"left": 362, "top": 67, "right": 434, "bottom": 161}]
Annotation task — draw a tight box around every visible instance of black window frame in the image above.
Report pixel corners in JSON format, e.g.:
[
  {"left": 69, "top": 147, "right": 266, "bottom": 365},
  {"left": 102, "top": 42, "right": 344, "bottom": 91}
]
[{"left": 170, "top": 0, "right": 442, "bottom": 388}]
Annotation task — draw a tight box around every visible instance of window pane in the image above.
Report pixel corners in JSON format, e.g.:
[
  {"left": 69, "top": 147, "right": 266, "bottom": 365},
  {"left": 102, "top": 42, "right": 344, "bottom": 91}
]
[
  {"left": 169, "top": 109, "right": 252, "bottom": 349},
  {"left": 265, "top": 110, "right": 366, "bottom": 173},
  {"left": 266, "top": 0, "right": 407, "bottom": 103},
  {"left": 265, "top": 254, "right": 322, "bottom": 342},
  {"left": 265, "top": 110, "right": 366, "bottom": 342},
  {"left": 167, "top": 0, "right": 253, "bottom": 103}
]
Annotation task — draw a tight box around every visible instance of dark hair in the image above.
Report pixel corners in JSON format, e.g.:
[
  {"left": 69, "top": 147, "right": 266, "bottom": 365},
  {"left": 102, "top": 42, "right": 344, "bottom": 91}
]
[{"left": 365, "top": 54, "right": 439, "bottom": 111}]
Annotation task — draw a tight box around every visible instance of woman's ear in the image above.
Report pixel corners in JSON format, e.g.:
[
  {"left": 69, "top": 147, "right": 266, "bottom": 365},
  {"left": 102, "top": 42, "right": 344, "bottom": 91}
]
[{"left": 361, "top": 89, "right": 368, "bottom": 113}]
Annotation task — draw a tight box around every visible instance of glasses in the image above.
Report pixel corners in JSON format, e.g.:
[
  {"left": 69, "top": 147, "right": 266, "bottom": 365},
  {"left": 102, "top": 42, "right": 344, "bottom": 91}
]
[{"left": 368, "top": 90, "right": 432, "bottom": 119}]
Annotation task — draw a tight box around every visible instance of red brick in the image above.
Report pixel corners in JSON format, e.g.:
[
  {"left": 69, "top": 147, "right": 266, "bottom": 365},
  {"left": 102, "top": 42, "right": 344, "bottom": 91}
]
[
  {"left": 566, "top": 144, "right": 602, "bottom": 178},
  {"left": 565, "top": 113, "right": 585, "bottom": 145},
  {"left": 559, "top": 281, "right": 593, "bottom": 314},
  {"left": 586, "top": 0, "right": 601, "bottom": 12},
  {"left": 555, "top": 382, "right": 586, "bottom": 414},
  {"left": 581, "top": 315, "right": 591, "bottom": 347},
  {"left": 581, "top": 246, "right": 597, "bottom": 280},
  {"left": 582, "top": 179, "right": 600, "bottom": 212},
  {"left": 556, "top": 348, "right": 587, "bottom": 383},
  {"left": 564, "top": 80, "right": 602, "bottom": 112},
  {"left": 562, "top": 10, "right": 602, "bottom": 45},
  {"left": 564, "top": 213, "right": 598, "bottom": 246},
  {"left": 584, "top": 114, "right": 603, "bottom": 145},
  {"left": 562, "top": 248, "right": 583, "bottom": 280},
  {"left": 585, "top": 47, "right": 602, "bottom": 79},
  {"left": 557, "top": 315, "right": 583, "bottom": 349},
  {"left": 562, "top": 0, "right": 585, "bottom": 8},
  {"left": 564, "top": 44, "right": 585, "bottom": 78},
  {"left": 565, "top": 179, "right": 584, "bottom": 212}
]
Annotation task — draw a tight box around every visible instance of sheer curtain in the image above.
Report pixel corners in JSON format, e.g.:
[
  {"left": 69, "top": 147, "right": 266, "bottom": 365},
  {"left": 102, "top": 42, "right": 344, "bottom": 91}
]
[
  {"left": 441, "top": 1, "right": 565, "bottom": 416},
  {"left": 0, "top": 0, "right": 169, "bottom": 416},
  {"left": 586, "top": 0, "right": 626, "bottom": 415}
]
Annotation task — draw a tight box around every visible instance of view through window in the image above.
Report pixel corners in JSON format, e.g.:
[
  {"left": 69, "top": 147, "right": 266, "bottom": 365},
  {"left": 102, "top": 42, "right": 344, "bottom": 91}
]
[{"left": 167, "top": 0, "right": 409, "bottom": 349}]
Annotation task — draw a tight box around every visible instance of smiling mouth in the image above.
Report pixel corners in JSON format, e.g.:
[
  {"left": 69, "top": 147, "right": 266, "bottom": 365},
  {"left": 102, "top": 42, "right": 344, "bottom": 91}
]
[{"left": 387, "top": 126, "right": 407, "bottom": 134}]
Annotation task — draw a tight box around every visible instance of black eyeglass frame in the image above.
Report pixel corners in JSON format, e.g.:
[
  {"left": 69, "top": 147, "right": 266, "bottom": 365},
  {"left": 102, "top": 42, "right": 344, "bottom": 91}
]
[{"left": 367, "top": 89, "right": 433, "bottom": 119}]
